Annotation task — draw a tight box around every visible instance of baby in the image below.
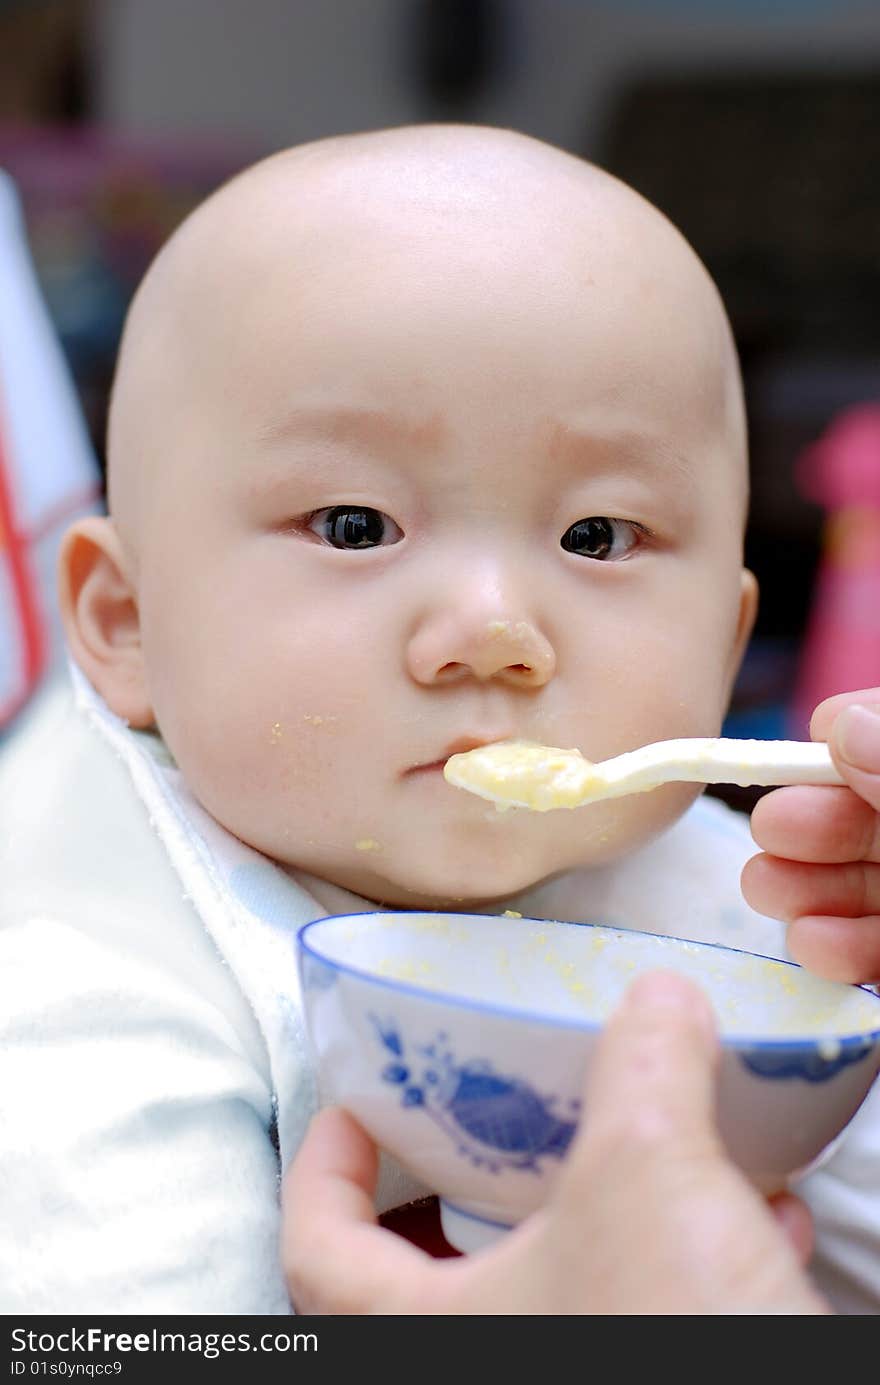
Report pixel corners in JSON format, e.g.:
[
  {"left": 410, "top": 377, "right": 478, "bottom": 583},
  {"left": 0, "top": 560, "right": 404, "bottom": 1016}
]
[{"left": 1, "top": 124, "right": 877, "bottom": 1314}]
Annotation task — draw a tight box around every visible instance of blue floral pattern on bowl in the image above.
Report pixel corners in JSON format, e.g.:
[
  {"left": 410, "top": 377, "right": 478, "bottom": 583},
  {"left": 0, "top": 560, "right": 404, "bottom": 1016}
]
[
  {"left": 372, "top": 1015, "right": 579, "bottom": 1173},
  {"left": 740, "top": 1039, "right": 876, "bottom": 1083}
]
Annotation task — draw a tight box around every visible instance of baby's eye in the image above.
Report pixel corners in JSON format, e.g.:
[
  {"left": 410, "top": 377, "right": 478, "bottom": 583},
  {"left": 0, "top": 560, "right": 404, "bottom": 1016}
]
[
  {"left": 308, "top": 506, "right": 403, "bottom": 550},
  {"left": 560, "top": 516, "right": 643, "bottom": 561}
]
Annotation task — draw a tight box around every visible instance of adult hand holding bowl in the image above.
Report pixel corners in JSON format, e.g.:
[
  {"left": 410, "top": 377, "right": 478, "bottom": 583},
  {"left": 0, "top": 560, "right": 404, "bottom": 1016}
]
[
  {"left": 285, "top": 971, "right": 829, "bottom": 1315},
  {"left": 297, "top": 910, "right": 880, "bottom": 1255}
]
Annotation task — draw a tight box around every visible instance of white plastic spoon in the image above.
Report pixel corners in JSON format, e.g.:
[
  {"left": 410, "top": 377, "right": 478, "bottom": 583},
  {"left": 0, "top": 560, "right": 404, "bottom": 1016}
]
[{"left": 443, "top": 737, "right": 845, "bottom": 812}]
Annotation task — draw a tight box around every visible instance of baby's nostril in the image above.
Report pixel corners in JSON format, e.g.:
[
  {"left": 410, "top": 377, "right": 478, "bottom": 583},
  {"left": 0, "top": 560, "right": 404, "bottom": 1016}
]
[{"left": 431, "top": 660, "right": 537, "bottom": 684}]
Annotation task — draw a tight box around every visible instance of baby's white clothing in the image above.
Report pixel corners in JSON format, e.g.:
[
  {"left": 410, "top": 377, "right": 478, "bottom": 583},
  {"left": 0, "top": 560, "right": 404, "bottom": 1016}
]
[{"left": 1, "top": 670, "right": 878, "bottom": 1313}]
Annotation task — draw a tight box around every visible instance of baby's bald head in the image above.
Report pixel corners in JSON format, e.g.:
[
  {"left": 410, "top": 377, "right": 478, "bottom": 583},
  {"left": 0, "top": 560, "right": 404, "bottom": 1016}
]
[{"left": 106, "top": 123, "right": 747, "bottom": 565}]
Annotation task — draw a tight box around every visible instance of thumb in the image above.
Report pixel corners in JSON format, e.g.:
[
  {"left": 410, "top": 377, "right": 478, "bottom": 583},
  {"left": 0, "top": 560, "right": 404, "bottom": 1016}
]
[
  {"left": 827, "top": 702, "right": 880, "bottom": 811},
  {"left": 281, "top": 1106, "right": 430, "bottom": 1313},
  {"left": 569, "top": 970, "right": 722, "bottom": 1177}
]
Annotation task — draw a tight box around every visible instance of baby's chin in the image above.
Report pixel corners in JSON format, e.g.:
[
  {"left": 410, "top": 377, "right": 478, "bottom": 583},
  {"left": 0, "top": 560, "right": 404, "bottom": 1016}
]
[
  {"left": 250, "top": 827, "right": 542, "bottom": 911},
  {"left": 257, "top": 782, "right": 703, "bottom": 911},
  {"left": 349, "top": 879, "right": 540, "bottom": 914},
  {"left": 304, "top": 825, "right": 639, "bottom": 912},
  {"left": 368, "top": 786, "right": 701, "bottom": 904}
]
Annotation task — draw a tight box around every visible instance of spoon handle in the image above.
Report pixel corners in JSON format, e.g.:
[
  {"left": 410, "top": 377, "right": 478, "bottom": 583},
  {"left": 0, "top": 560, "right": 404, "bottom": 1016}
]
[{"left": 603, "top": 737, "right": 844, "bottom": 794}]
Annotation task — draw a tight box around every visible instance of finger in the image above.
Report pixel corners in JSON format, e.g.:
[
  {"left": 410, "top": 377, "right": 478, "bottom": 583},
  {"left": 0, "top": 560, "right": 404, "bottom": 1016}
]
[
  {"left": 741, "top": 852, "right": 880, "bottom": 923},
  {"left": 285, "top": 1106, "right": 380, "bottom": 1220},
  {"left": 580, "top": 970, "right": 721, "bottom": 1164},
  {"left": 827, "top": 704, "right": 880, "bottom": 814},
  {"left": 810, "top": 690, "right": 880, "bottom": 742},
  {"left": 750, "top": 785, "right": 880, "bottom": 865},
  {"left": 787, "top": 914, "right": 880, "bottom": 984},
  {"left": 768, "top": 1192, "right": 815, "bottom": 1268},
  {"left": 281, "top": 1106, "right": 428, "bottom": 1313}
]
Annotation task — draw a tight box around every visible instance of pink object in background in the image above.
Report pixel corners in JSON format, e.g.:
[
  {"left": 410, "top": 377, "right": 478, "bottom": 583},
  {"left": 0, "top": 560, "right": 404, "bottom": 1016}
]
[{"left": 789, "top": 404, "right": 880, "bottom": 739}]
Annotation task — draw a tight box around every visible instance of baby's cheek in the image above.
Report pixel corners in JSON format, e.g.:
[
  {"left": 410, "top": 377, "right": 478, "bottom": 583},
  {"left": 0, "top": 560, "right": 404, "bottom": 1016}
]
[
  {"left": 576, "top": 635, "right": 725, "bottom": 750},
  {"left": 159, "top": 702, "right": 309, "bottom": 847},
  {"left": 564, "top": 781, "right": 702, "bottom": 869},
  {"left": 249, "top": 724, "right": 339, "bottom": 812},
  {"left": 240, "top": 715, "right": 388, "bottom": 860}
]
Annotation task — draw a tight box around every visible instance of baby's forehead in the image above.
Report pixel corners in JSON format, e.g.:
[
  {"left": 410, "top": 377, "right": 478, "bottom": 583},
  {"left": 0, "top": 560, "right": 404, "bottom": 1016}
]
[
  {"left": 125, "top": 128, "right": 726, "bottom": 378},
  {"left": 109, "top": 129, "right": 745, "bottom": 531},
  {"left": 150, "top": 128, "right": 705, "bottom": 305}
]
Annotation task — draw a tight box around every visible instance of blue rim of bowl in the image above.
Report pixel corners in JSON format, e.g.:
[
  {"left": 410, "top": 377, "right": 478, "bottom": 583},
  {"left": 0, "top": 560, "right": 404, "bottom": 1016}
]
[
  {"left": 297, "top": 910, "right": 880, "bottom": 1052},
  {"left": 440, "top": 1199, "right": 513, "bottom": 1233}
]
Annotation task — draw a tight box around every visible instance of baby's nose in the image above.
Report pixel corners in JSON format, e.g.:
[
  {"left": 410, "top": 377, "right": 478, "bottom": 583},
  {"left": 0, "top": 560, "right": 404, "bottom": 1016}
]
[{"left": 407, "top": 613, "right": 556, "bottom": 689}]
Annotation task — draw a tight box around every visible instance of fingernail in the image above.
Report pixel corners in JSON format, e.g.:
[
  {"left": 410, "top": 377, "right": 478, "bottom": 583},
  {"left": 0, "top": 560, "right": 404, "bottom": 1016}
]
[{"left": 833, "top": 704, "right": 880, "bottom": 772}]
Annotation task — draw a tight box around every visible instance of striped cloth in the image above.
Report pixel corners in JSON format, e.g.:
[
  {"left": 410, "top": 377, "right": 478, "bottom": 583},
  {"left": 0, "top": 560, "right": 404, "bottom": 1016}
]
[{"left": 0, "top": 169, "right": 100, "bottom": 728}]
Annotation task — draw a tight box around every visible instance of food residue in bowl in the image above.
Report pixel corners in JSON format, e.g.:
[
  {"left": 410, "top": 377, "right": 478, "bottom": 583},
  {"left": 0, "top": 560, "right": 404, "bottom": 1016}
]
[{"left": 329, "top": 915, "right": 880, "bottom": 1041}]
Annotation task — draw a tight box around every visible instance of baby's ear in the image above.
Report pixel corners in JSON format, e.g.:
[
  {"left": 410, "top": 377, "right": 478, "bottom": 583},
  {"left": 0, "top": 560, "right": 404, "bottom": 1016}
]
[
  {"left": 726, "top": 567, "right": 759, "bottom": 694},
  {"left": 57, "top": 516, "right": 155, "bottom": 727}
]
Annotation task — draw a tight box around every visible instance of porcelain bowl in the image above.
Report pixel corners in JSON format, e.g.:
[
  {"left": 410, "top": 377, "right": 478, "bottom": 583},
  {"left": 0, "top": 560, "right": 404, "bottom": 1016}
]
[{"left": 297, "top": 911, "right": 880, "bottom": 1253}]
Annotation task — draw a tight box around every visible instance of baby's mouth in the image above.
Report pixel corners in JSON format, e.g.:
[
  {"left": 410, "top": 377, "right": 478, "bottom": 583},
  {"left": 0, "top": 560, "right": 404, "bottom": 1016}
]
[
  {"left": 406, "top": 736, "right": 513, "bottom": 778},
  {"left": 407, "top": 760, "right": 447, "bottom": 776}
]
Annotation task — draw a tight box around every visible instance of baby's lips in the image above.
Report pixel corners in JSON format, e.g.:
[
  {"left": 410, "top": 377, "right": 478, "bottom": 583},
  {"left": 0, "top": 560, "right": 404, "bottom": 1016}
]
[
  {"left": 441, "top": 734, "right": 513, "bottom": 760},
  {"left": 408, "top": 734, "right": 515, "bottom": 775}
]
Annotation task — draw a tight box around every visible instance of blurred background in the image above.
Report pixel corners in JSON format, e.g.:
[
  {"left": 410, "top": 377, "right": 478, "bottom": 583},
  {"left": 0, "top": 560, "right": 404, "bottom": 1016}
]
[{"left": 2, "top": 0, "right": 880, "bottom": 805}]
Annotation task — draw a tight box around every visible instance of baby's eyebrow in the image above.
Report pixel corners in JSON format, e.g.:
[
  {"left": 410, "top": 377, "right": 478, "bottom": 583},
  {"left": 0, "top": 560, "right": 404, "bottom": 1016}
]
[
  {"left": 543, "top": 418, "right": 697, "bottom": 487},
  {"left": 256, "top": 403, "right": 446, "bottom": 455}
]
